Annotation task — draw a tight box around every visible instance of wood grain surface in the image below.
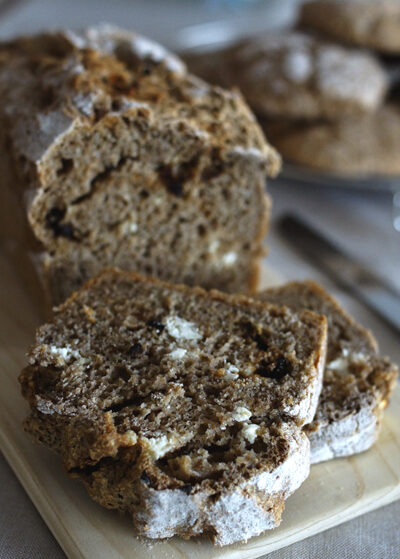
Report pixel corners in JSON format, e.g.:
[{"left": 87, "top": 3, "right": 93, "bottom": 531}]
[{"left": 0, "top": 250, "right": 399, "bottom": 559}]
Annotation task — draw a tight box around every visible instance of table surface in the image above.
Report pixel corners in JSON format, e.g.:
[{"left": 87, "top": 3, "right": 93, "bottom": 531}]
[{"left": 0, "top": 1, "right": 399, "bottom": 558}]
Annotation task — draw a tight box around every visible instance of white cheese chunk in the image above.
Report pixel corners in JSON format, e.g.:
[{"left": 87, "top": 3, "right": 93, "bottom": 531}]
[
  {"left": 221, "top": 251, "right": 237, "bottom": 266},
  {"left": 225, "top": 364, "right": 239, "bottom": 380},
  {"left": 242, "top": 423, "right": 259, "bottom": 444},
  {"left": 169, "top": 348, "right": 187, "bottom": 360},
  {"left": 327, "top": 348, "right": 366, "bottom": 374},
  {"left": 209, "top": 240, "right": 220, "bottom": 254},
  {"left": 232, "top": 406, "right": 252, "bottom": 422},
  {"left": 142, "top": 431, "right": 192, "bottom": 460},
  {"left": 48, "top": 345, "right": 81, "bottom": 362},
  {"left": 165, "top": 316, "right": 201, "bottom": 342},
  {"left": 121, "top": 430, "right": 138, "bottom": 446}
]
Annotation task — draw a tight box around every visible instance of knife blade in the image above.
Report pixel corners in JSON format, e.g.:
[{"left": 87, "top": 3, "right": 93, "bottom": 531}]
[{"left": 278, "top": 214, "right": 400, "bottom": 335}]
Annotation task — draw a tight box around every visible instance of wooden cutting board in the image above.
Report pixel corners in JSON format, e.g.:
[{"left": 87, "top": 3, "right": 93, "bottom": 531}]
[{"left": 0, "top": 250, "right": 399, "bottom": 559}]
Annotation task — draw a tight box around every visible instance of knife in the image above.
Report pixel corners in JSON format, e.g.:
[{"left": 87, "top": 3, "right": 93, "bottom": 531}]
[{"left": 278, "top": 214, "right": 400, "bottom": 335}]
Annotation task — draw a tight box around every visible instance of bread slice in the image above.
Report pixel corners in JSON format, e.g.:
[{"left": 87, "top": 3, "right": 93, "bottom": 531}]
[
  {"left": 72, "top": 421, "right": 308, "bottom": 545},
  {"left": 258, "top": 280, "right": 398, "bottom": 463},
  {"left": 0, "top": 25, "right": 280, "bottom": 308},
  {"left": 20, "top": 269, "right": 328, "bottom": 544}
]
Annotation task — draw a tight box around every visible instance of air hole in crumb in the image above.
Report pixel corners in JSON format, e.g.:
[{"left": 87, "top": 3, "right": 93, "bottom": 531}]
[
  {"left": 57, "top": 158, "right": 73, "bottom": 177},
  {"left": 140, "top": 470, "right": 152, "bottom": 486},
  {"left": 46, "top": 207, "right": 65, "bottom": 228},
  {"left": 111, "top": 99, "right": 123, "bottom": 112},
  {"left": 179, "top": 484, "right": 192, "bottom": 495},
  {"left": 204, "top": 385, "right": 221, "bottom": 397},
  {"left": 158, "top": 164, "right": 184, "bottom": 197},
  {"left": 208, "top": 492, "right": 222, "bottom": 504},
  {"left": 39, "top": 86, "right": 56, "bottom": 110},
  {"left": 93, "top": 107, "right": 108, "bottom": 122},
  {"left": 57, "top": 223, "right": 79, "bottom": 241},
  {"left": 239, "top": 320, "right": 270, "bottom": 351},
  {"left": 197, "top": 224, "right": 206, "bottom": 237},
  {"left": 253, "top": 334, "right": 269, "bottom": 351},
  {"left": 222, "top": 188, "right": 231, "bottom": 201},
  {"left": 201, "top": 148, "right": 223, "bottom": 181},
  {"left": 198, "top": 424, "right": 208, "bottom": 436},
  {"left": 128, "top": 343, "right": 142, "bottom": 357},
  {"left": 103, "top": 396, "right": 144, "bottom": 413},
  {"left": 141, "top": 63, "right": 152, "bottom": 76},
  {"left": 146, "top": 317, "right": 165, "bottom": 333},
  {"left": 45, "top": 208, "right": 80, "bottom": 241},
  {"left": 111, "top": 366, "right": 131, "bottom": 382},
  {"left": 158, "top": 155, "right": 200, "bottom": 198},
  {"left": 255, "top": 358, "right": 292, "bottom": 381}
]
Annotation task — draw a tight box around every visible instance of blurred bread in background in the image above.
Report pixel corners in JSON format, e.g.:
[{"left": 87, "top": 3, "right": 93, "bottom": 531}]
[
  {"left": 260, "top": 104, "right": 400, "bottom": 176},
  {"left": 184, "top": 0, "right": 400, "bottom": 177},
  {"left": 300, "top": 0, "right": 400, "bottom": 54},
  {"left": 187, "top": 31, "right": 387, "bottom": 120}
]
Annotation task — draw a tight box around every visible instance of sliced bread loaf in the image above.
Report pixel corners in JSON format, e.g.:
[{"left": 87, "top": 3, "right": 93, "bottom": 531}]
[
  {"left": 258, "top": 280, "right": 398, "bottom": 463},
  {"left": 20, "top": 270, "right": 328, "bottom": 544},
  {"left": 0, "top": 25, "right": 280, "bottom": 307}
]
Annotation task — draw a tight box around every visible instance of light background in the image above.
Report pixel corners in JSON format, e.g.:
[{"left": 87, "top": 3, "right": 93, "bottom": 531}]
[{"left": 0, "top": 1, "right": 399, "bottom": 557}]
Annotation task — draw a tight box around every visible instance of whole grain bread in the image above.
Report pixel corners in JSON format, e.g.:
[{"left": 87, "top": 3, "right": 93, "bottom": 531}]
[
  {"left": 20, "top": 269, "right": 328, "bottom": 544},
  {"left": 300, "top": 0, "right": 400, "bottom": 54},
  {"left": 0, "top": 25, "right": 280, "bottom": 307},
  {"left": 185, "top": 31, "right": 388, "bottom": 120},
  {"left": 258, "top": 280, "right": 398, "bottom": 463},
  {"left": 260, "top": 103, "right": 400, "bottom": 176}
]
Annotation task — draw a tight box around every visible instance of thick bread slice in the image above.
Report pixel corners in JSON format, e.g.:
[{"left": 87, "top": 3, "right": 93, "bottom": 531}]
[
  {"left": 20, "top": 269, "right": 327, "bottom": 469},
  {"left": 19, "top": 269, "right": 327, "bottom": 544},
  {"left": 0, "top": 25, "right": 280, "bottom": 307},
  {"left": 72, "top": 421, "right": 309, "bottom": 545},
  {"left": 258, "top": 280, "right": 398, "bottom": 463}
]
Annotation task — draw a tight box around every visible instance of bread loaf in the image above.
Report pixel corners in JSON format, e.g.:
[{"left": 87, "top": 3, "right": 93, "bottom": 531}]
[
  {"left": 185, "top": 31, "right": 388, "bottom": 120},
  {"left": 0, "top": 25, "right": 280, "bottom": 307}
]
